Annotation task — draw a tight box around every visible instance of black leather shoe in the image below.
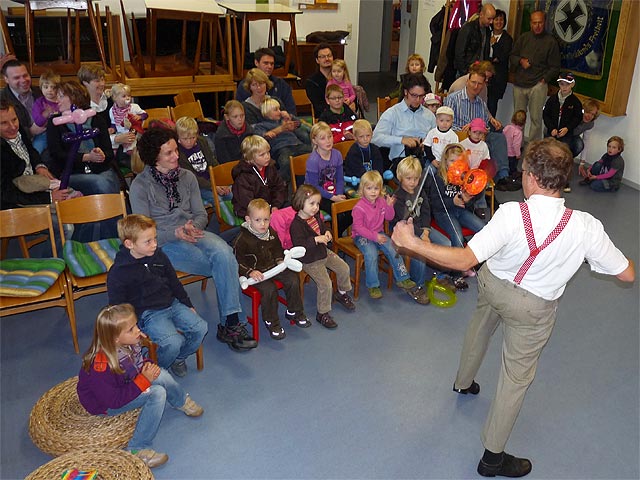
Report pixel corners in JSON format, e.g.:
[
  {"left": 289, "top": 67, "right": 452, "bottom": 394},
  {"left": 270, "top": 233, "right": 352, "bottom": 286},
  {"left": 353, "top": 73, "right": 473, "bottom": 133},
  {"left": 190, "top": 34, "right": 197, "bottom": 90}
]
[
  {"left": 477, "top": 453, "right": 532, "bottom": 477},
  {"left": 453, "top": 381, "right": 480, "bottom": 395}
]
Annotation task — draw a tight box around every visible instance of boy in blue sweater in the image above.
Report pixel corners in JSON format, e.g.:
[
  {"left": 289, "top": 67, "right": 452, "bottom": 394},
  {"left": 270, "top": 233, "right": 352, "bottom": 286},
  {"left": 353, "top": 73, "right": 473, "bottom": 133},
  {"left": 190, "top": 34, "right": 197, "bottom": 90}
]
[{"left": 107, "top": 214, "right": 208, "bottom": 377}]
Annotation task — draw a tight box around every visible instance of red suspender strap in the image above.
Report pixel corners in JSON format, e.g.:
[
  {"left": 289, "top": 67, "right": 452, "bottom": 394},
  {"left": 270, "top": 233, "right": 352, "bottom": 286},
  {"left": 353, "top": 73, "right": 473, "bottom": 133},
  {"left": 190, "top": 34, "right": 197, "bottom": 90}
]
[{"left": 513, "top": 202, "right": 573, "bottom": 285}]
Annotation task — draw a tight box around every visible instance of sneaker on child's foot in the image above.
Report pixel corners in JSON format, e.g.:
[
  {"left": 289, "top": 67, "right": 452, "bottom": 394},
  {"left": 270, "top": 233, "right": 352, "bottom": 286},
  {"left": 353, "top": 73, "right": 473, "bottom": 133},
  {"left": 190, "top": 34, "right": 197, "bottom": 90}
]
[
  {"left": 131, "top": 449, "right": 169, "bottom": 468},
  {"left": 406, "top": 285, "right": 430, "bottom": 305},
  {"left": 368, "top": 287, "right": 383, "bottom": 299},
  {"left": 396, "top": 278, "right": 417, "bottom": 290},
  {"left": 286, "top": 311, "right": 311, "bottom": 328},
  {"left": 563, "top": 184, "right": 572, "bottom": 193},
  {"left": 216, "top": 323, "right": 258, "bottom": 351},
  {"left": 316, "top": 312, "right": 338, "bottom": 329},
  {"left": 579, "top": 179, "right": 591, "bottom": 186},
  {"left": 452, "top": 276, "right": 469, "bottom": 291},
  {"left": 178, "top": 394, "right": 204, "bottom": 417},
  {"left": 170, "top": 360, "right": 187, "bottom": 377},
  {"left": 264, "top": 319, "right": 286, "bottom": 340},
  {"left": 333, "top": 291, "right": 356, "bottom": 310}
]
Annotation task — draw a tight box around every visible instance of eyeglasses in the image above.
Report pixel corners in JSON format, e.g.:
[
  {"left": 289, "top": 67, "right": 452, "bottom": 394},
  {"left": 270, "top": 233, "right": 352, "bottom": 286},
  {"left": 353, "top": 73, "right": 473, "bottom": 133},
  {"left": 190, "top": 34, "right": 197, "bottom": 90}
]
[
  {"left": 317, "top": 54, "right": 333, "bottom": 60},
  {"left": 328, "top": 96, "right": 344, "bottom": 101},
  {"left": 407, "top": 92, "right": 427, "bottom": 100}
]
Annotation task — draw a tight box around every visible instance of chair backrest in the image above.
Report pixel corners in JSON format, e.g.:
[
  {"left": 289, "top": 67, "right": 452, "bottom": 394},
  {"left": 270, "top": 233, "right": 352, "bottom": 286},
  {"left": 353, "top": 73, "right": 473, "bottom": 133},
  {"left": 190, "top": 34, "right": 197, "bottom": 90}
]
[
  {"left": 208, "top": 162, "right": 239, "bottom": 227},
  {"left": 289, "top": 152, "right": 311, "bottom": 193},
  {"left": 377, "top": 97, "right": 399, "bottom": 120},
  {"left": 55, "top": 192, "right": 127, "bottom": 246},
  {"left": 174, "top": 90, "right": 196, "bottom": 106},
  {"left": 292, "top": 89, "right": 315, "bottom": 121},
  {"left": 333, "top": 140, "right": 355, "bottom": 160},
  {"left": 456, "top": 130, "right": 468, "bottom": 142},
  {"left": 143, "top": 107, "right": 172, "bottom": 129},
  {"left": 0, "top": 206, "right": 57, "bottom": 258},
  {"left": 171, "top": 100, "right": 205, "bottom": 122},
  {"left": 330, "top": 198, "right": 358, "bottom": 240}
]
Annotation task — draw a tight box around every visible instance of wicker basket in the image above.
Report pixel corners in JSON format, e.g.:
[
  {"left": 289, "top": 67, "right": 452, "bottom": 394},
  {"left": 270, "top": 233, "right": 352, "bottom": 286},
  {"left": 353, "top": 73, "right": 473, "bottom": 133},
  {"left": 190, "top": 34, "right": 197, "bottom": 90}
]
[
  {"left": 25, "top": 447, "right": 154, "bottom": 480},
  {"left": 29, "top": 377, "right": 140, "bottom": 456}
]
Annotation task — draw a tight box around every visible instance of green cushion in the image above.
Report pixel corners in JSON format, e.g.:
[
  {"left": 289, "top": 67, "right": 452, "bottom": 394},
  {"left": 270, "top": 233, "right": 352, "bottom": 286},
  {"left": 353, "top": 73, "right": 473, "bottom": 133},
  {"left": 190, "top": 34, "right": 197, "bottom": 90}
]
[
  {"left": 63, "top": 238, "right": 121, "bottom": 278},
  {"left": 0, "top": 258, "right": 65, "bottom": 297},
  {"left": 219, "top": 199, "right": 244, "bottom": 227}
]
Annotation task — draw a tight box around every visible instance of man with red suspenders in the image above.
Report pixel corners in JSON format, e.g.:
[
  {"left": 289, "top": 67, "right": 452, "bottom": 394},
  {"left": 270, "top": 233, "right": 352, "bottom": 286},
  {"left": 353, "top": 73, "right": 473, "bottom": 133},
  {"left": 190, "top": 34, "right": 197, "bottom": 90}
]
[{"left": 392, "top": 138, "right": 635, "bottom": 478}]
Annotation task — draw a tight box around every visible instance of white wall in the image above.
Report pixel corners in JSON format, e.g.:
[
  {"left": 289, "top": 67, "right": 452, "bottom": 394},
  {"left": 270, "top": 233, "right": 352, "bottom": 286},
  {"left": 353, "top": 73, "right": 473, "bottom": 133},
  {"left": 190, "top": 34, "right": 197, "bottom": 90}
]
[{"left": 357, "top": 0, "right": 385, "bottom": 72}]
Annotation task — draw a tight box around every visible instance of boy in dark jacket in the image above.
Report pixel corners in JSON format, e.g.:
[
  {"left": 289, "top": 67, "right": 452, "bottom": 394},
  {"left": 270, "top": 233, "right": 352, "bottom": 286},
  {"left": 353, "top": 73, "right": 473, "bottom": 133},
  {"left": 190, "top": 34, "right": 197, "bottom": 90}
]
[
  {"left": 107, "top": 214, "right": 208, "bottom": 377},
  {"left": 318, "top": 84, "right": 358, "bottom": 144},
  {"left": 232, "top": 198, "right": 309, "bottom": 340},
  {"left": 231, "top": 135, "right": 287, "bottom": 218},
  {"left": 542, "top": 72, "right": 582, "bottom": 147}
]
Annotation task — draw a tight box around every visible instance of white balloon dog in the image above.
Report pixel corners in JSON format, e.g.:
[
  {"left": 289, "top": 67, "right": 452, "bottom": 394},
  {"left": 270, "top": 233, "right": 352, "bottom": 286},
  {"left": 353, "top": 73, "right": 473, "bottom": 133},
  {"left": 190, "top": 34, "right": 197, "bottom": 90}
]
[{"left": 239, "top": 246, "right": 306, "bottom": 290}]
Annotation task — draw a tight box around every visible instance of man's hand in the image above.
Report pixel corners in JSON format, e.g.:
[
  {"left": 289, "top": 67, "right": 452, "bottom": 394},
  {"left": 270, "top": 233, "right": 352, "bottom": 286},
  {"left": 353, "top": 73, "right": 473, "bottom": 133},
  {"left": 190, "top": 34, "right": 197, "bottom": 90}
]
[
  {"left": 489, "top": 117, "right": 502, "bottom": 130},
  {"left": 520, "top": 57, "right": 531, "bottom": 69},
  {"left": 391, "top": 218, "right": 420, "bottom": 250},
  {"left": 401, "top": 137, "right": 421, "bottom": 148}
]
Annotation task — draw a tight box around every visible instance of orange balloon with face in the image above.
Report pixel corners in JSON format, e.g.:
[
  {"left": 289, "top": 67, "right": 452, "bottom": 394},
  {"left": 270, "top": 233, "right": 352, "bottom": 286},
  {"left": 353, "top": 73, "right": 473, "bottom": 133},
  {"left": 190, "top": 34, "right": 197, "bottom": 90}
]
[{"left": 464, "top": 168, "right": 488, "bottom": 195}]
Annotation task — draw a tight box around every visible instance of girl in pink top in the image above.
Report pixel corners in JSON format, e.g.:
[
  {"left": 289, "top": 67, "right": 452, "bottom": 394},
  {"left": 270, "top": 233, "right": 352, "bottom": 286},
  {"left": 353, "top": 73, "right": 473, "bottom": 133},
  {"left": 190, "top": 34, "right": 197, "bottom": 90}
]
[
  {"left": 351, "top": 171, "right": 416, "bottom": 299},
  {"left": 326, "top": 59, "right": 356, "bottom": 112},
  {"left": 502, "top": 110, "right": 526, "bottom": 176}
]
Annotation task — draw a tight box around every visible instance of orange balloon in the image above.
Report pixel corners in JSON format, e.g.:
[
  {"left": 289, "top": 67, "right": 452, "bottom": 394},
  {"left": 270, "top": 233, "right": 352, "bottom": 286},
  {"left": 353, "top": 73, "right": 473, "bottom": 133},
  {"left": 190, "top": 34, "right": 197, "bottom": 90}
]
[
  {"left": 463, "top": 168, "right": 488, "bottom": 195},
  {"left": 447, "top": 158, "right": 470, "bottom": 185}
]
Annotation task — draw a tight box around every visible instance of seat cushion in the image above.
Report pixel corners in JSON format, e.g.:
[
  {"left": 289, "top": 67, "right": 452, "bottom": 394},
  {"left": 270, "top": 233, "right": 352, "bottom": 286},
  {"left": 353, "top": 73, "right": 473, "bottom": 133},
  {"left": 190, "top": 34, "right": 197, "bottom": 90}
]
[
  {"left": 63, "top": 238, "right": 121, "bottom": 278},
  {"left": 0, "top": 258, "right": 65, "bottom": 297}
]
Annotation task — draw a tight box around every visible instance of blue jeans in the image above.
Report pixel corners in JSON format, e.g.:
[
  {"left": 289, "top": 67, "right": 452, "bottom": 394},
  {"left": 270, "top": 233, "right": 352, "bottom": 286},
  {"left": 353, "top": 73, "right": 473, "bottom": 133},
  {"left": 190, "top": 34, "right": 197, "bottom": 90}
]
[
  {"left": 68, "top": 169, "right": 120, "bottom": 195},
  {"left": 139, "top": 299, "right": 208, "bottom": 369},
  {"left": 199, "top": 188, "right": 221, "bottom": 234},
  {"left": 409, "top": 228, "right": 451, "bottom": 285},
  {"left": 106, "top": 369, "right": 186, "bottom": 451},
  {"left": 355, "top": 234, "right": 410, "bottom": 288},
  {"left": 434, "top": 207, "right": 486, "bottom": 248},
  {"left": 588, "top": 162, "right": 617, "bottom": 192},
  {"left": 32, "top": 132, "right": 47, "bottom": 153},
  {"left": 161, "top": 232, "right": 243, "bottom": 320},
  {"left": 485, "top": 131, "right": 509, "bottom": 180}
]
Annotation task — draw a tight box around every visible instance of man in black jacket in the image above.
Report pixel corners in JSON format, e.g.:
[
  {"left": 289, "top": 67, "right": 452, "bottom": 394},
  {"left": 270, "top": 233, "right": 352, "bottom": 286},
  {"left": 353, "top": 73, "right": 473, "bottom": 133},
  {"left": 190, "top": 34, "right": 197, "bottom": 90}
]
[
  {"left": 305, "top": 44, "right": 334, "bottom": 117},
  {"left": 454, "top": 4, "right": 496, "bottom": 77}
]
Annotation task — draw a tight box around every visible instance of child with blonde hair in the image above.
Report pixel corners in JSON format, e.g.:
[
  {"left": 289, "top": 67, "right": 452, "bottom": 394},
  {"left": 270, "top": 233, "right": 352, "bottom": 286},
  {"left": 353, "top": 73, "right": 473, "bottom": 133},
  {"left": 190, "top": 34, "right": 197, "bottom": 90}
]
[
  {"left": 231, "top": 135, "right": 287, "bottom": 218},
  {"left": 502, "top": 110, "right": 526, "bottom": 177},
  {"left": 344, "top": 119, "right": 384, "bottom": 178},
  {"left": 352, "top": 170, "right": 416, "bottom": 299},
  {"left": 290, "top": 184, "right": 355, "bottom": 328},
  {"left": 31, "top": 69, "right": 60, "bottom": 153},
  {"left": 214, "top": 100, "right": 254, "bottom": 164},
  {"left": 326, "top": 59, "right": 356, "bottom": 111},
  {"left": 77, "top": 303, "right": 204, "bottom": 468},
  {"left": 233, "top": 198, "right": 310, "bottom": 339},
  {"left": 386, "top": 54, "right": 430, "bottom": 100},
  {"left": 109, "top": 82, "right": 147, "bottom": 156}
]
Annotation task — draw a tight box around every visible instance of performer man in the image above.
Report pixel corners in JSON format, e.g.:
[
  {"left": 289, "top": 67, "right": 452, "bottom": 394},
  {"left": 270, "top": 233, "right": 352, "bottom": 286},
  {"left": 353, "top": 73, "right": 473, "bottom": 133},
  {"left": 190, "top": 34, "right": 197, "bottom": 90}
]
[{"left": 392, "top": 138, "right": 635, "bottom": 477}]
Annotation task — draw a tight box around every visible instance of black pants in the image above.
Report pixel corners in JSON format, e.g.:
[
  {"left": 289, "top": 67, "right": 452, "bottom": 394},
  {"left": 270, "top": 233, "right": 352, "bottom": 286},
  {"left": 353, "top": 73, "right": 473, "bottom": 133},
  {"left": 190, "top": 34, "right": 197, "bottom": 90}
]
[{"left": 252, "top": 269, "right": 303, "bottom": 324}]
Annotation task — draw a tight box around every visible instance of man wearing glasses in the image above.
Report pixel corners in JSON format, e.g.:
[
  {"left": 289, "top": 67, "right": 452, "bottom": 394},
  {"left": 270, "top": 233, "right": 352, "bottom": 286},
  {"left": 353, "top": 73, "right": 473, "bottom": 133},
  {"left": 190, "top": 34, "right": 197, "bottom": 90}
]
[
  {"left": 305, "top": 44, "right": 335, "bottom": 117},
  {"left": 372, "top": 73, "right": 435, "bottom": 168}
]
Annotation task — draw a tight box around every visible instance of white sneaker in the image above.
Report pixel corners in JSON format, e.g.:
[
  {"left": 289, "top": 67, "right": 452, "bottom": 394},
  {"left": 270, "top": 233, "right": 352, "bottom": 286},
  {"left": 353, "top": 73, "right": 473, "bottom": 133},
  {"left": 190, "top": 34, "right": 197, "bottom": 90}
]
[
  {"left": 178, "top": 394, "right": 204, "bottom": 417},
  {"left": 132, "top": 448, "right": 169, "bottom": 468}
]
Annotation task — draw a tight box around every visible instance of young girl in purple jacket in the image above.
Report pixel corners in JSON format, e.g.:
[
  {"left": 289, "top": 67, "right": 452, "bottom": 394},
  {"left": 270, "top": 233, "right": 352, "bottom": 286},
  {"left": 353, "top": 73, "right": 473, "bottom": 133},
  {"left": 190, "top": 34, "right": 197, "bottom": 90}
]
[{"left": 77, "top": 304, "right": 204, "bottom": 468}]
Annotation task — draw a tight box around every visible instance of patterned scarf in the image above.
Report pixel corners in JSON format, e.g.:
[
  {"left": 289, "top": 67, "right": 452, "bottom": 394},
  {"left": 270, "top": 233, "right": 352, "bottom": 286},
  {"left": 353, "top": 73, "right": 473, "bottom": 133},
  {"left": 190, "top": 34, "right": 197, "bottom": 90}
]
[
  {"left": 7, "top": 132, "right": 33, "bottom": 174},
  {"left": 111, "top": 104, "right": 131, "bottom": 128},
  {"left": 150, "top": 167, "right": 181, "bottom": 210}
]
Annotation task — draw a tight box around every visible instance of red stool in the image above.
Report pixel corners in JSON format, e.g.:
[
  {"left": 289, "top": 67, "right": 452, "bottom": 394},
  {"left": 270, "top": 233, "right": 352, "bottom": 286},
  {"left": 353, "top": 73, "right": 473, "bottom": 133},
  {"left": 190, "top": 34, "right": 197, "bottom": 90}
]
[
  {"left": 241, "top": 280, "right": 288, "bottom": 342},
  {"left": 430, "top": 219, "right": 475, "bottom": 240}
]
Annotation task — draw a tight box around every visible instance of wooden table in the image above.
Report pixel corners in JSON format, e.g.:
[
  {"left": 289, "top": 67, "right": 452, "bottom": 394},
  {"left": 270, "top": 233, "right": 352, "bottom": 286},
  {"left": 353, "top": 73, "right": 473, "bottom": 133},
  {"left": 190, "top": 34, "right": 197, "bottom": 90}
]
[
  {"left": 145, "top": 0, "right": 224, "bottom": 74},
  {"left": 218, "top": 2, "right": 302, "bottom": 80}
]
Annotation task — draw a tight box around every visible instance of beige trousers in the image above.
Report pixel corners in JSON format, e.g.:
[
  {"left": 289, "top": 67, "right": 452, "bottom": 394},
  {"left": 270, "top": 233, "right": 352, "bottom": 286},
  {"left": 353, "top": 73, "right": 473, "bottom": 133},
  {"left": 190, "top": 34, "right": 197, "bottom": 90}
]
[
  {"left": 303, "top": 250, "right": 352, "bottom": 314},
  {"left": 513, "top": 80, "right": 549, "bottom": 142},
  {"left": 455, "top": 265, "right": 558, "bottom": 453}
]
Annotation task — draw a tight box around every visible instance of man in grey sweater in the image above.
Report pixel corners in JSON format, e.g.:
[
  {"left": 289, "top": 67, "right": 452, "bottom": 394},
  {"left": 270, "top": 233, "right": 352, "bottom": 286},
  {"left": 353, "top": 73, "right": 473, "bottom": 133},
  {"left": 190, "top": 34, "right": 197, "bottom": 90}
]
[{"left": 510, "top": 11, "right": 561, "bottom": 142}]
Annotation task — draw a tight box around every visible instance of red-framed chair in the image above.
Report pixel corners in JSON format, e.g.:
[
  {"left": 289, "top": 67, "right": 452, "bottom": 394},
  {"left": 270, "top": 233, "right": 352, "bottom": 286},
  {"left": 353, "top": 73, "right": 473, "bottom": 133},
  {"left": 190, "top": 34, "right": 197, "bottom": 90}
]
[{"left": 242, "top": 280, "right": 288, "bottom": 342}]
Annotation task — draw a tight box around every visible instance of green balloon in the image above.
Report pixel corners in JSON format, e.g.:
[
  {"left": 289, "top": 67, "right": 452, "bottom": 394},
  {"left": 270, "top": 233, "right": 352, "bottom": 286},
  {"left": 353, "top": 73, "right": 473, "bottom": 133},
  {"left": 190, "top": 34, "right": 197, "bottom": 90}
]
[{"left": 427, "top": 276, "right": 457, "bottom": 308}]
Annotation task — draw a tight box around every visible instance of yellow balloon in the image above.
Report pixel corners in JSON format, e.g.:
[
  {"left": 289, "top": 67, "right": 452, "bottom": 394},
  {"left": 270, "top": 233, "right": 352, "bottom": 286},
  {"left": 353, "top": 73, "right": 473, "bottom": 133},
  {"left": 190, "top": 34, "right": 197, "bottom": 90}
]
[{"left": 427, "top": 276, "right": 457, "bottom": 308}]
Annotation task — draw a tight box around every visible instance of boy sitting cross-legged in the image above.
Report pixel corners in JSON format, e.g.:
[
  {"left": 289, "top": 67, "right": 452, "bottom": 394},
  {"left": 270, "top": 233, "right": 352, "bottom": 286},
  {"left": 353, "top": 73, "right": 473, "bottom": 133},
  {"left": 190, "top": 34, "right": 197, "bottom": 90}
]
[
  {"left": 232, "top": 198, "right": 310, "bottom": 340},
  {"left": 107, "top": 214, "right": 208, "bottom": 378}
]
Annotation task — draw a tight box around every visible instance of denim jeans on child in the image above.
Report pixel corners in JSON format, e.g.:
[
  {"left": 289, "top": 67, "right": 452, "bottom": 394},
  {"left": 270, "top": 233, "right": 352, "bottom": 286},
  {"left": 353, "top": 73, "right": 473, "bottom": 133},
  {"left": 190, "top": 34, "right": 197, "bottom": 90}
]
[
  {"left": 138, "top": 299, "right": 208, "bottom": 369},
  {"left": 355, "top": 234, "right": 410, "bottom": 288},
  {"left": 409, "top": 228, "right": 451, "bottom": 285},
  {"left": 588, "top": 162, "right": 618, "bottom": 192},
  {"left": 106, "top": 369, "right": 187, "bottom": 451},
  {"left": 433, "top": 207, "right": 486, "bottom": 248},
  {"left": 161, "top": 232, "right": 243, "bottom": 321}
]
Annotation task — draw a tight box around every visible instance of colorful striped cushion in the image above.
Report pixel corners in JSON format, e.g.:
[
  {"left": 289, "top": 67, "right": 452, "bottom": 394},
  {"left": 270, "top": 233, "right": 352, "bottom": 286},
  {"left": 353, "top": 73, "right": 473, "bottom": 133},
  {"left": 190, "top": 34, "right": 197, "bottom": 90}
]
[
  {"left": 0, "top": 258, "right": 66, "bottom": 297},
  {"left": 220, "top": 199, "right": 244, "bottom": 227},
  {"left": 63, "top": 238, "right": 121, "bottom": 278}
]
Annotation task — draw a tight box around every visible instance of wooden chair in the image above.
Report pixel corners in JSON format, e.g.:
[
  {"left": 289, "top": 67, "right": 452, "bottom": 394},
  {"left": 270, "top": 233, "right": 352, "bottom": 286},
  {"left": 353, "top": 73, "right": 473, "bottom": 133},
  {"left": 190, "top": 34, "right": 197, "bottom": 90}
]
[
  {"left": 141, "top": 335, "right": 204, "bottom": 371},
  {"left": 171, "top": 100, "right": 208, "bottom": 122},
  {"left": 330, "top": 198, "right": 392, "bottom": 300},
  {"left": 208, "top": 163, "right": 243, "bottom": 231},
  {"left": 377, "top": 97, "right": 399, "bottom": 121},
  {"left": 0, "top": 206, "right": 78, "bottom": 352},
  {"left": 55, "top": 193, "right": 128, "bottom": 314},
  {"left": 333, "top": 140, "right": 355, "bottom": 160},
  {"left": 292, "top": 89, "right": 315, "bottom": 124},
  {"left": 289, "top": 152, "right": 311, "bottom": 193},
  {"left": 174, "top": 90, "right": 196, "bottom": 106},
  {"left": 142, "top": 106, "right": 172, "bottom": 129}
]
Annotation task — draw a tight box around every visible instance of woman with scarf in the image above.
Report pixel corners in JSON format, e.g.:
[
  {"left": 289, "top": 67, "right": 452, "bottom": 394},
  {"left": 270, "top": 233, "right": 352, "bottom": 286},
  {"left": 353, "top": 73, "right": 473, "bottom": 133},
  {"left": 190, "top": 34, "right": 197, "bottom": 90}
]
[
  {"left": 47, "top": 80, "right": 120, "bottom": 196},
  {"left": 129, "top": 127, "right": 257, "bottom": 352}
]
